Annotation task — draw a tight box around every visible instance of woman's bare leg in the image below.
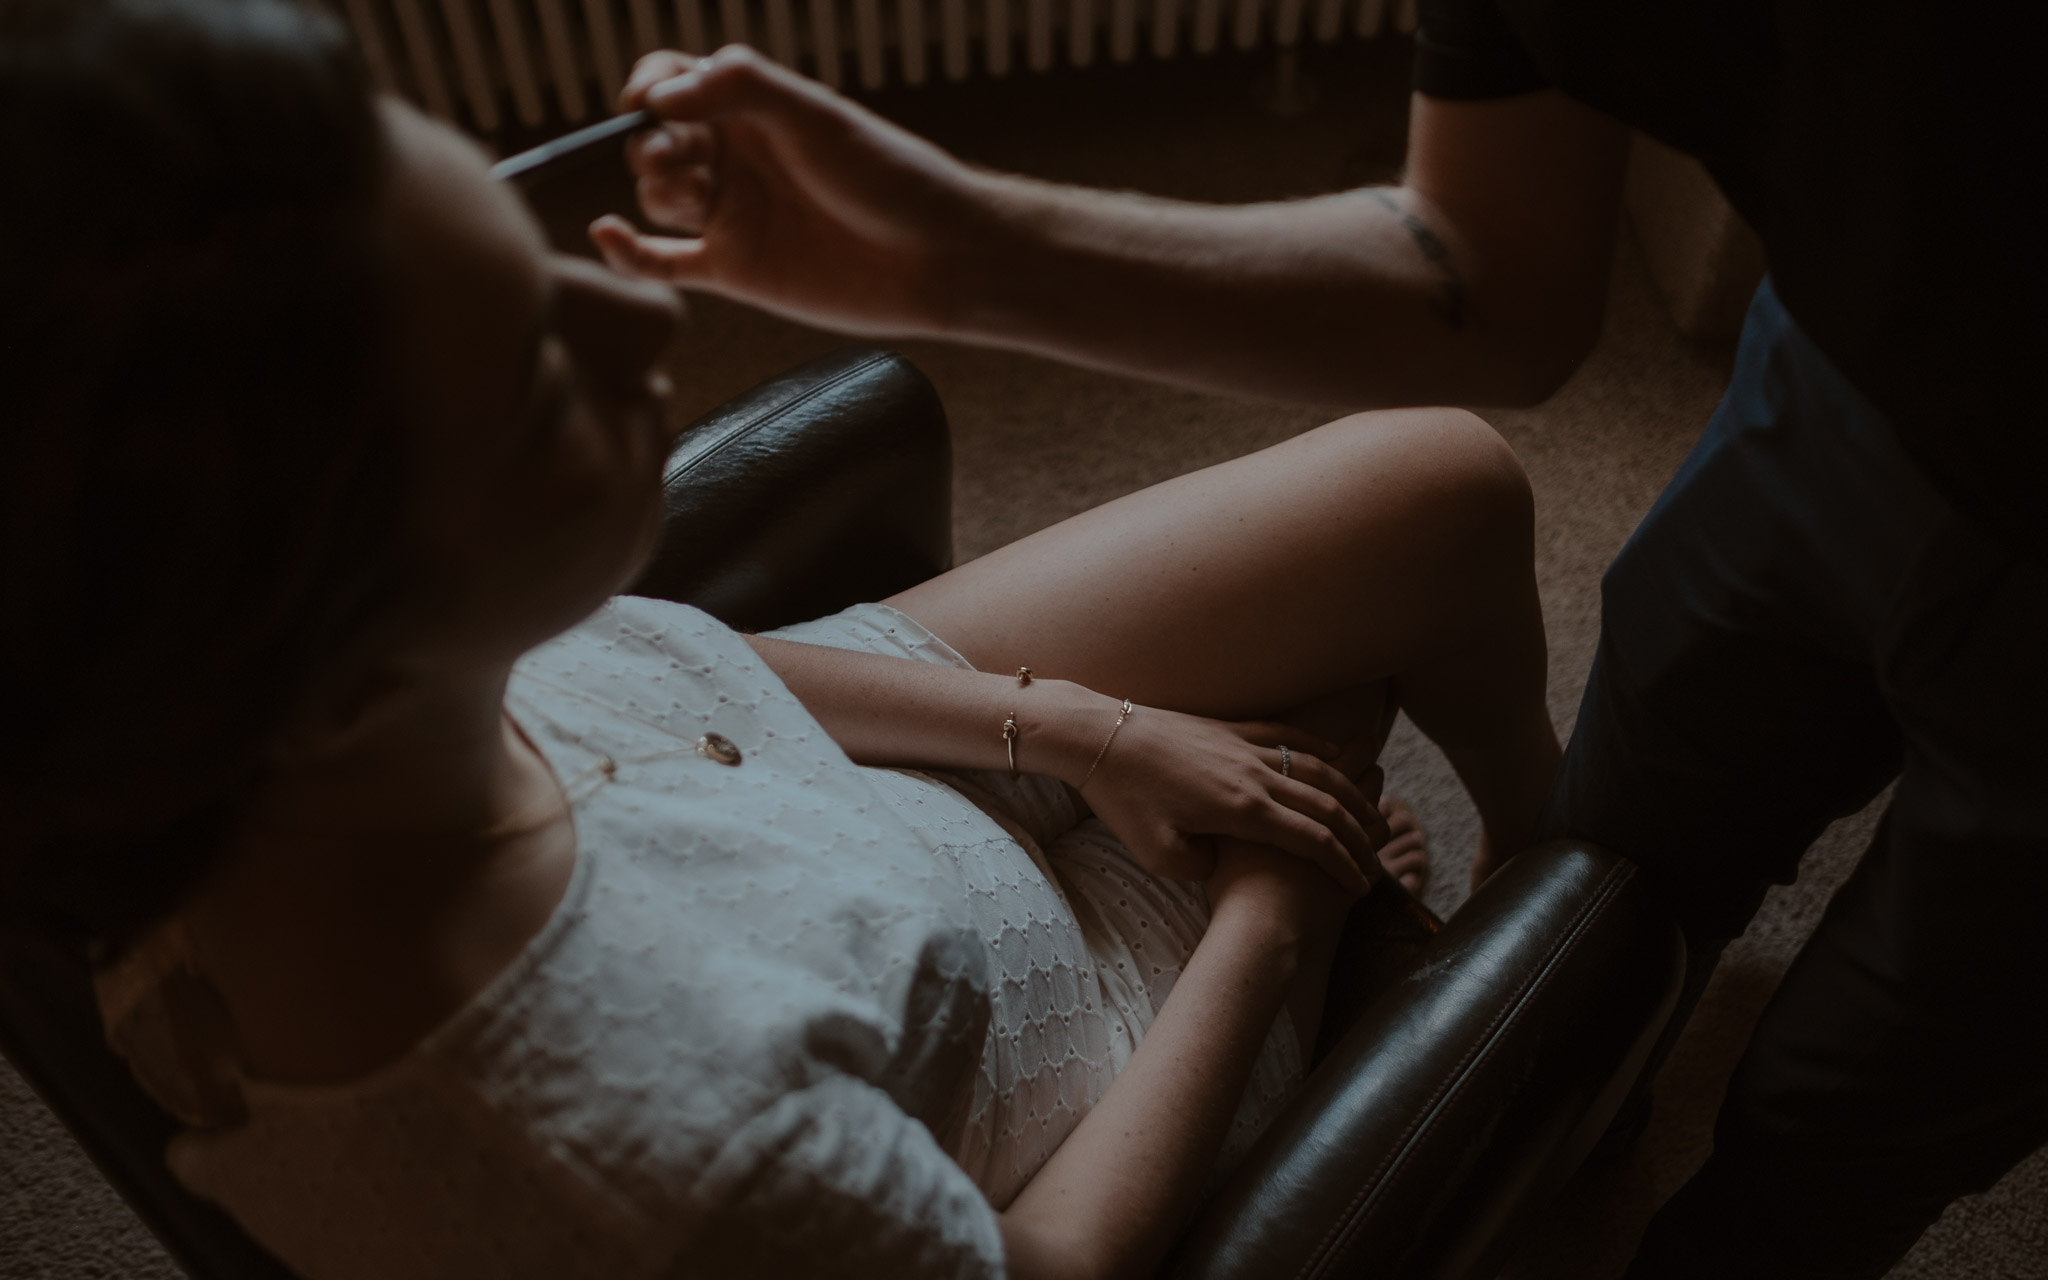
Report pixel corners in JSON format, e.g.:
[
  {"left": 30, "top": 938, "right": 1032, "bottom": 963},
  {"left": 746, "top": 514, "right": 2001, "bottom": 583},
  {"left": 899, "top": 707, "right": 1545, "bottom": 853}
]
[{"left": 887, "top": 406, "right": 1561, "bottom": 868}]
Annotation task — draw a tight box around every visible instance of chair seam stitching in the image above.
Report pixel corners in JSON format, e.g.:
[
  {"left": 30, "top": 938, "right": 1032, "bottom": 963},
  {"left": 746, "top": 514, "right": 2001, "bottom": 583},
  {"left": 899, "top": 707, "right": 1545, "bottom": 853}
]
[
  {"left": 1314, "top": 864, "right": 1631, "bottom": 1276},
  {"left": 1292, "top": 861, "right": 1636, "bottom": 1280},
  {"left": 660, "top": 351, "right": 894, "bottom": 487}
]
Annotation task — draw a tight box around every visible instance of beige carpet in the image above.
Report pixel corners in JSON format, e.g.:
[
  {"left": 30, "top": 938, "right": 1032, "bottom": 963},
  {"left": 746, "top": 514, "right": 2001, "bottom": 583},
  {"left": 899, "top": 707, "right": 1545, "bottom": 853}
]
[{"left": 4, "top": 39, "right": 2043, "bottom": 1279}]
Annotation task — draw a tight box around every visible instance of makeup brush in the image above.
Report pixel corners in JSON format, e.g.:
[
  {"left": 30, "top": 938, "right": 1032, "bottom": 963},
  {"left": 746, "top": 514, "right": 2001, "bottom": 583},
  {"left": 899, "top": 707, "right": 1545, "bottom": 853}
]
[{"left": 490, "top": 109, "right": 652, "bottom": 186}]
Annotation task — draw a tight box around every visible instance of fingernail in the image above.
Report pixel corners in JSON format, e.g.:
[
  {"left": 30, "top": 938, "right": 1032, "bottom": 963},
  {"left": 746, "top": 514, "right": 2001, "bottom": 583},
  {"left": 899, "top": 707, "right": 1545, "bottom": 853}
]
[{"left": 647, "top": 72, "right": 700, "bottom": 107}]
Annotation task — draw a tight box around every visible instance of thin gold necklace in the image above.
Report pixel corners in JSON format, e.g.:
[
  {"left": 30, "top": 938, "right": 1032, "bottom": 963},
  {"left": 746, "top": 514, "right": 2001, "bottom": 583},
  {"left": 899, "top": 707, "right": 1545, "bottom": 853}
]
[{"left": 509, "top": 670, "right": 744, "bottom": 808}]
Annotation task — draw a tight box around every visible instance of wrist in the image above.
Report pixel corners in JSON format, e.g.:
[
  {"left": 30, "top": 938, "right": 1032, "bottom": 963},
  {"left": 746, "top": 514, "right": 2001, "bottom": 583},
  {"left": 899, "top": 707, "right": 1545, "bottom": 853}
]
[
  {"left": 931, "top": 169, "right": 1071, "bottom": 341},
  {"left": 1016, "top": 680, "right": 1122, "bottom": 790},
  {"left": 1198, "top": 896, "right": 1306, "bottom": 987},
  {"left": 1204, "top": 851, "right": 1331, "bottom": 964}
]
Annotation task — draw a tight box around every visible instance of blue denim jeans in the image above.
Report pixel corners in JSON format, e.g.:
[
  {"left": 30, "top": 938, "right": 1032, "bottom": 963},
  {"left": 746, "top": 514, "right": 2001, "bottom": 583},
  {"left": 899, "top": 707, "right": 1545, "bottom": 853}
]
[{"left": 1543, "top": 278, "right": 2048, "bottom": 1278}]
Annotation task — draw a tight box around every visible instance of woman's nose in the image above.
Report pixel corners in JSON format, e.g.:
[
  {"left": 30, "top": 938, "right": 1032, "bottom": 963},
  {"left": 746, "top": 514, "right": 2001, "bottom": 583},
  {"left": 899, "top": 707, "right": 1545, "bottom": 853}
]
[{"left": 551, "top": 253, "right": 683, "bottom": 402}]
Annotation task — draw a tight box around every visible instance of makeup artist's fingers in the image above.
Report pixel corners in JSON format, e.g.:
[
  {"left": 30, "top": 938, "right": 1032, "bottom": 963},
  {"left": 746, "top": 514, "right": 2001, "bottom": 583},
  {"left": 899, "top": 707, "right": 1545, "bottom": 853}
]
[
  {"left": 620, "top": 50, "right": 699, "bottom": 113},
  {"left": 625, "top": 121, "right": 715, "bottom": 176},
  {"left": 635, "top": 168, "right": 715, "bottom": 234},
  {"left": 626, "top": 121, "right": 717, "bottom": 232},
  {"left": 641, "top": 44, "right": 843, "bottom": 127},
  {"left": 590, "top": 217, "right": 710, "bottom": 286}
]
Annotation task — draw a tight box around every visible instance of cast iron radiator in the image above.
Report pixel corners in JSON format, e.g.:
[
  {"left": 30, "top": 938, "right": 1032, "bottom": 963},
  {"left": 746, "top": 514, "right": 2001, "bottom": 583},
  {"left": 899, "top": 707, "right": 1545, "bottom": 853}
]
[{"left": 332, "top": 0, "right": 1416, "bottom": 128}]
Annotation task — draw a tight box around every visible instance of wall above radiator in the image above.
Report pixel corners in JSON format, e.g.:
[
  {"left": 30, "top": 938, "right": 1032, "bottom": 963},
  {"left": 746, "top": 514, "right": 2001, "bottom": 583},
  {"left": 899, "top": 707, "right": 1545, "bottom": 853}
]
[{"left": 333, "top": 0, "right": 1416, "bottom": 130}]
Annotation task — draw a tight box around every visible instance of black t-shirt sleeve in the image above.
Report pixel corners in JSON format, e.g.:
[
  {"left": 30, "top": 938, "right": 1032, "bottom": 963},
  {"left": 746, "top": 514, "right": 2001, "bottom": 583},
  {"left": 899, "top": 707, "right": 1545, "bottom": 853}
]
[{"left": 1414, "top": 0, "right": 1550, "bottom": 99}]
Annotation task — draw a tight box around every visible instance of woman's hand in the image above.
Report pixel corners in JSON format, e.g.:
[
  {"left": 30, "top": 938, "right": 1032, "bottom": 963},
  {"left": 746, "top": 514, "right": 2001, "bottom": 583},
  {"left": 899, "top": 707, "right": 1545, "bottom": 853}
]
[
  {"left": 1058, "top": 694, "right": 1389, "bottom": 897},
  {"left": 741, "top": 636, "right": 1387, "bottom": 895},
  {"left": 589, "top": 46, "right": 989, "bottom": 336}
]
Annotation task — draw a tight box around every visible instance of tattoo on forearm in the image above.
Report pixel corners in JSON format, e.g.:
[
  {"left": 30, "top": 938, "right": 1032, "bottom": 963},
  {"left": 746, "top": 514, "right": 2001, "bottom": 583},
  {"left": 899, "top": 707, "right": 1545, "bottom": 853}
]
[{"left": 1370, "top": 189, "right": 1468, "bottom": 332}]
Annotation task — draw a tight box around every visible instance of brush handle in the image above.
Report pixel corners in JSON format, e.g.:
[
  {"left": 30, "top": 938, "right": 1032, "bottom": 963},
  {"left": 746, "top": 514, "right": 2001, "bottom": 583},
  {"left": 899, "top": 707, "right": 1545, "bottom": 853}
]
[{"left": 490, "top": 109, "right": 653, "bottom": 186}]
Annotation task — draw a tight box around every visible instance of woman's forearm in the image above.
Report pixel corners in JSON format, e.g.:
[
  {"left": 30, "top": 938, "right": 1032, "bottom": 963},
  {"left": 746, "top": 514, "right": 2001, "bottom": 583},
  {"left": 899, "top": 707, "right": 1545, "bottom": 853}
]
[
  {"left": 999, "top": 899, "right": 1300, "bottom": 1280},
  {"left": 744, "top": 633, "right": 1115, "bottom": 785}
]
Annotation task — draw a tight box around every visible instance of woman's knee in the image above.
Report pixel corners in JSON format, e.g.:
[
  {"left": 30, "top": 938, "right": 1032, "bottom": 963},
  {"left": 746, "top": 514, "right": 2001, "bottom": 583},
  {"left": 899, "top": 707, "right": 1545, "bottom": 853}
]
[
  {"left": 1414, "top": 407, "right": 1531, "bottom": 529},
  {"left": 1320, "top": 407, "right": 1534, "bottom": 564}
]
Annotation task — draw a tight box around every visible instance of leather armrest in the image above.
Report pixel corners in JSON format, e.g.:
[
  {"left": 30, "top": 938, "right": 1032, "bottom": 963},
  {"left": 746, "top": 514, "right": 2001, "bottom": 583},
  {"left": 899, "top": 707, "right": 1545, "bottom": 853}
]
[
  {"left": 628, "top": 346, "right": 952, "bottom": 630},
  {"left": 1166, "top": 842, "right": 1685, "bottom": 1280}
]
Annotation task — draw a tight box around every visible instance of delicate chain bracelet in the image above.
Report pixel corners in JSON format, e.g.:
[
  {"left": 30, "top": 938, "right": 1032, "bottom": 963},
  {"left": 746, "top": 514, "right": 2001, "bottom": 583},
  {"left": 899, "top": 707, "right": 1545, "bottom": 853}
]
[
  {"left": 1001, "top": 667, "right": 1032, "bottom": 775},
  {"left": 1079, "top": 699, "right": 1135, "bottom": 791}
]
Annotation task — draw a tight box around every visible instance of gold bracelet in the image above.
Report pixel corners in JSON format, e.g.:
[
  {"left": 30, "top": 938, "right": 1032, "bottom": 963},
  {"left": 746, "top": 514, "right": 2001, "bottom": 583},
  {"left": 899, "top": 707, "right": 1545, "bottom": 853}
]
[
  {"left": 1079, "top": 699, "right": 1134, "bottom": 791},
  {"left": 1002, "top": 667, "right": 1033, "bottom": 775}
]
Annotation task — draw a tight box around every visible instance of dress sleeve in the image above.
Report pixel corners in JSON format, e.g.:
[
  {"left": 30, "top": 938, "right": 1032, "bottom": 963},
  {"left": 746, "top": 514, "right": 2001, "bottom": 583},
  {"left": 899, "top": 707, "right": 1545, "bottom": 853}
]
[
  {"left": 676, "top": 1075, "right": 1006, "bottom": 1280},
  {"left": 1414, "top": 0, "right": 1550, "bottom": 99}
]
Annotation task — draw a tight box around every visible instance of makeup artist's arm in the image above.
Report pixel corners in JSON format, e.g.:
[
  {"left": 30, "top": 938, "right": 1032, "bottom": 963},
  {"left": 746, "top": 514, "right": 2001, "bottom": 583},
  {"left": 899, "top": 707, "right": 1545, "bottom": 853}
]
[
  {"left": 743, "top": 633, "right": 1385, "bottom": 890},
  {"left": 592, "top": 46, "right": 1629, "bottom": 411}
]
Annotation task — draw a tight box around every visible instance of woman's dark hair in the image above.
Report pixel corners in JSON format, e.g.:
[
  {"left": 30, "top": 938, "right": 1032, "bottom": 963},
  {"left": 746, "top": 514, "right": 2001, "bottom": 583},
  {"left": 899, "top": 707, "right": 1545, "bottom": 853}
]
[{"left": 0, "top": 0, "right": 403, "bottom": 951}]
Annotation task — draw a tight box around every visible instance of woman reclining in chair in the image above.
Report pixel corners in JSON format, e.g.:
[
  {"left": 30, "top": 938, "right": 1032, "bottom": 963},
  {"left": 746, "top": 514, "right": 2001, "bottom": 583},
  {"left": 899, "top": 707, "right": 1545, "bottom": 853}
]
[{"left": 0, "top": 2, "right": 1560, "bottom": 1276}]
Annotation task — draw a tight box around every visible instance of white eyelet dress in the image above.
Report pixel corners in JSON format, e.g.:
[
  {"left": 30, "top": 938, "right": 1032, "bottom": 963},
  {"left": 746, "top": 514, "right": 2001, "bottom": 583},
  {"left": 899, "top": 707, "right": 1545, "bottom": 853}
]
[{"left": 97, "top": 599, "right": 1301, "bottom": 1280}]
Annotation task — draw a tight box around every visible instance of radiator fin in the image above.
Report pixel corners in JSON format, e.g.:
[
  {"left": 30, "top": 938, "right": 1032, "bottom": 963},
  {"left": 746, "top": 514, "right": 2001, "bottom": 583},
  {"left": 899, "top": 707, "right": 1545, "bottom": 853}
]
[
  {"left": 435, "top": 0, "right": 498, "bottom": 129},
  {"left": 1231, "top": 0, "right": 1259, "bottom": 50},
  {"left": 629, "top": 0, "right": 664, "bottom": 52},
  {"left": 810, "top": 0, "right": 844, "bottom": 85},
  {"left": 532, "top": 0, "right": 590, "bottom": 119},
  {"left": 855, "top": 0, "right": 888, "bottom": 87},
  {"left": 389, "top": 0, "right": 455, "bottom": 119},
  {"left": 1272, "top": 0, "right": 1302, "bottom": 45},
  {"left": 581, "top": 0, "right": 626, "bottom": 103},
  {"left": 765, "top": 0, "right": 798, "bottom": 68},
  {"left": 1068, "top": 0, "right": 1096, "bottom": 65},
  {"left": 941, "top": 0, "right": 970, "bottom": 79},
  {"left": 1027, "top": 0, "right": 1054, "bottom": 70},
  {"left": 1311, "top": 0, "right": 1341, "bottom": 42},
  {"left": 1149, "top": 0, "right": 1179, "bottom": 59},
  {"left": 984, "top": 0, "right": 1012, "bottom": 75},
  {"left": 719, "top": 0, "right": 752, "bottom": 54},
  {"left": 484, "top": 0, "right": 548, "bottom": 124},
  {"left": 343, "top": 0, "right": 400, "bottom": 92},
  {"left": 898, "top": 0, "right": 929, "bottom": 83},
  {"left": 676, "top": 0, "right": 710, "bottom": 52}
]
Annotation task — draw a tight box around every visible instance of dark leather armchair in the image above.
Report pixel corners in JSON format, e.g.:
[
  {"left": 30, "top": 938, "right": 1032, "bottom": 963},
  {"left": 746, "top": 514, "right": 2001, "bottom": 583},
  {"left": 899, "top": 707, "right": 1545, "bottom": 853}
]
[{"left": 0, "top": 347, "right": 1684, "bottom": 1280}]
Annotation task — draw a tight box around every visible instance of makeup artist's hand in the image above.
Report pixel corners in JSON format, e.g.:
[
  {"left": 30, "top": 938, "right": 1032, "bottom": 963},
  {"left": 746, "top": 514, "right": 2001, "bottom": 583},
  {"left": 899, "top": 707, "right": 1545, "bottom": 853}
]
[{"left": 592, "top": 46, "right": 987, "bottom": 336}]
